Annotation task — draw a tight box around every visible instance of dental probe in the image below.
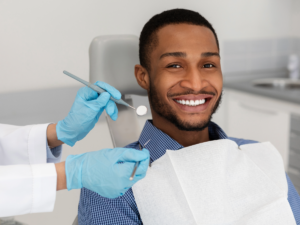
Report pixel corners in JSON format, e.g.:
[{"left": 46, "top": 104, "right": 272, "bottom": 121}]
[
  {"left": 129, "top": 139, "right": 151, "bottom": 181},
  {"left": 63, "top": 70, "right": 136, "bottom": 110}
]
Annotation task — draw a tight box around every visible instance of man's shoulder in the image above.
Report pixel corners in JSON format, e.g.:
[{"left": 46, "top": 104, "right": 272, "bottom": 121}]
[{"left": 228, "top": 137, "right": 259, "bottom": 146}]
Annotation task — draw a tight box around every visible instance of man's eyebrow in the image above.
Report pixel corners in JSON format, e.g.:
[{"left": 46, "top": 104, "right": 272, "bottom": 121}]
[
  {"left": 160, "top": 52, "right": 186, "bottom": 59},
  {"left": 201, "top": 52, "right": 220, "bottom": 58}
]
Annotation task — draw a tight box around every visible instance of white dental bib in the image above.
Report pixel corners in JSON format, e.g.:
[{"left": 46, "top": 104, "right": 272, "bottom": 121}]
[{"left": 132, "top": 139, "right": 296, "bottom": 225}]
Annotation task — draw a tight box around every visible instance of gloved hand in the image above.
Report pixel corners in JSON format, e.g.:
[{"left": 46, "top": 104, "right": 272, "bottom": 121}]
[
  {"left": 65, "top": 148, "right": 150, "bottom": 198},
  {"left": 56, "top": 81, "right": 121, "bottom": 146}
]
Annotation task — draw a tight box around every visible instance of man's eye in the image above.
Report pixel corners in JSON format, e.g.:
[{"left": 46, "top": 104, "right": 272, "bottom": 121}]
[
  {"left": 167, "top": 64, "right": 181, "bottom": 68},
  {"left": 203, "top": 64, "right": 214, "bottom": 68}
]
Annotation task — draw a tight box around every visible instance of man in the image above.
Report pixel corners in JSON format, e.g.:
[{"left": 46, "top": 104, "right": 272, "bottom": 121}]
[{"left": 78, "top": 9, "right": 300, "bottom": 224}]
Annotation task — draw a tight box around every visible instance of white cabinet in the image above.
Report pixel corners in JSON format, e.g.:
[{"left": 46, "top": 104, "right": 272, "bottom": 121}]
[
  {"left": 227, "top": 91, "right": 290, "bottom": 168},
  {"left": 213, "top": 88, "right": 300, "bottom": 170}
]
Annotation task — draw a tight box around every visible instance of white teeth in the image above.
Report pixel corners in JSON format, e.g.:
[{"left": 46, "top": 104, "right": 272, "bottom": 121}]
[{"left": 176, "top": 99, "right": 206, "bottom": 106}]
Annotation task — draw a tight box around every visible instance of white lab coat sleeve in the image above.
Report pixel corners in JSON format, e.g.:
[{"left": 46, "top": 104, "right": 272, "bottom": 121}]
[
  {"left": 0, "top": 123, "right": 61, "bottom": 216},
  {"left": 0, "top": 123, "right": 62, "bottom": 165},
  {"left": 0, "top": 163, "right": 57, "bottom": 217}
]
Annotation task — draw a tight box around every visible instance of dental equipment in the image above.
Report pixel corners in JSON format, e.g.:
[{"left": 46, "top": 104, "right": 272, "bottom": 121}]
[
  {"left": 64, "top": 71, "right": 148, "bottom": 116},
  {"left": 136, "top": 105, "right": 147, "bottom": 116},
  {"left": 130, "top": 139, "right": 151, "bottom": 181},
  {"left": 63, "top": 70, "right": 139, "bottom": 110}
]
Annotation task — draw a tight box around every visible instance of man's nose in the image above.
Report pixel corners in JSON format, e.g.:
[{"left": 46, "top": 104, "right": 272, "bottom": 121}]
[{"left": 179, "top": 67, "right": 208, "bottom": 92}]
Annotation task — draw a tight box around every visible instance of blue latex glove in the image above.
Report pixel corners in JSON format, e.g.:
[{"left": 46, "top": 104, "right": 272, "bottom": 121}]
[
  {"left": 65, "top": 148, "right": 150, "bottom": 198},
  {"left": 56, "top": 81, "right": 121, "bottom": 146}
]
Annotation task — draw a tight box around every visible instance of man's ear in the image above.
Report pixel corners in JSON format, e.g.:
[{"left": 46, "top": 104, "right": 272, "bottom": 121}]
[{"left": 134, "top": 65, "right": 150, "bottom": 91}]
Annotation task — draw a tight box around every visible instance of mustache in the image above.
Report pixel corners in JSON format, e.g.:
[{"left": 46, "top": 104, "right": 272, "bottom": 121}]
[{"left": 167, "top": 90, "right": 216, "bottom": 98}]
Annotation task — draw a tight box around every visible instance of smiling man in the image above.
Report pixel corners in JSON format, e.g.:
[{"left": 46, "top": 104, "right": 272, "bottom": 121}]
[
  {"left": 78, "top": 9, "right": 300, "bottom": 225},
  {"left": 135, "top": 20, "right": 222, "bottom": 147}
]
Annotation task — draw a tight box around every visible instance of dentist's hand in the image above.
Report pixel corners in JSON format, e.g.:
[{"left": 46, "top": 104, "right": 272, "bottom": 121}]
[
  {"left": 65, "top": 148, "right": 150, "bottom": 198},
  {"left": 56, "top": 81, "right": 121, "bottom": 146}
]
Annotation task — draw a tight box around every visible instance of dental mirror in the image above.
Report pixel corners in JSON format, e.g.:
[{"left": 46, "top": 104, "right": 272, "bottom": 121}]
[{"left": 136, "top": 105, "right": 148, "bottom": 116}]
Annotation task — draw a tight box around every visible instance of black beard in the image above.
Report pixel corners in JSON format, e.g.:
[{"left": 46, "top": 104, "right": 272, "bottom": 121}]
[{"left": 148, "top": 83, "right": 222, "bottom": 132}]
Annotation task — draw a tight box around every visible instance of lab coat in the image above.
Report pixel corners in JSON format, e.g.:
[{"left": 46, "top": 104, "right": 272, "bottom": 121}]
[{"left": 0, "top": 123, "right": 59, "bottom": 217}]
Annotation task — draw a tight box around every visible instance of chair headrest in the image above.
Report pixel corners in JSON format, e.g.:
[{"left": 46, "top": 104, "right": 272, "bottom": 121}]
[{"left": 89, "top": 35, "right": 147, "bottom": 96}]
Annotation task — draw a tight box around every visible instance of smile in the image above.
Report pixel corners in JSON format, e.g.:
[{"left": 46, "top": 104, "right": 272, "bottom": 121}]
[
  {"left": 172, "top": 94, "right": 214, "bottom": 113},
  {"left": 175, "top": 99, "right": 206, "bottom": 106}
]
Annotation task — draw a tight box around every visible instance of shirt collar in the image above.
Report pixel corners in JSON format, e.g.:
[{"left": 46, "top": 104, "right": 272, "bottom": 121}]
[{"left": 138, "top": 120, "right": 228, "bottom": 162}]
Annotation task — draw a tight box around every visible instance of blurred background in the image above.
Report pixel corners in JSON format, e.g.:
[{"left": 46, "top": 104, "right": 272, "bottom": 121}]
[{"left": 0, "top": 0, "right": 300, "bottom": 224}]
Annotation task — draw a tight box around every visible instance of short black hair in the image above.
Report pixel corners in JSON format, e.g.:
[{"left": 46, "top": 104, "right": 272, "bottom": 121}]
[{"left": 139, "top": 9, "right": 219, "bottom": 71}]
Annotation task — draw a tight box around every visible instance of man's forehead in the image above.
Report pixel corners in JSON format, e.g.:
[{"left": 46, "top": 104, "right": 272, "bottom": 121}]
[
  {"left": 159, "top": 51, "right": 220, "bottom": 60},
  {"left": 154, "top": 23, "right": 219, "bottom": 56}
]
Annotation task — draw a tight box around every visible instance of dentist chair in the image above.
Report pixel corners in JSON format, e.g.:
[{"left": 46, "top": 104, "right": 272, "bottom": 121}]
[
  {"left": 90, "top": 35, "right": 148, "bottom": 147},
  {"left": 72, "top": 35, "right": 149, "bottom": 225}
]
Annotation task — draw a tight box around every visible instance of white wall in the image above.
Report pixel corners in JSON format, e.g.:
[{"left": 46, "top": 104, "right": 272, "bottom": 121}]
[
  {"left": 292, "top": 0, "right": 300, "bottom": 37},
  {"left": 0, "top": 0, "right": 294, "bottom": 94}
]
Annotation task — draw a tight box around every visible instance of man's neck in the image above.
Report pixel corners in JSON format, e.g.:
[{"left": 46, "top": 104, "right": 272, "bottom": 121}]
[{"left": 152, "top": 114, "right": 210, "bottom": 147}]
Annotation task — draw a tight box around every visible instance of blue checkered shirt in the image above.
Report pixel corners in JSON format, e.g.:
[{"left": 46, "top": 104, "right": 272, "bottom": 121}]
[{"left": 78, "top": 120, "right": 300, "bottom": 225}]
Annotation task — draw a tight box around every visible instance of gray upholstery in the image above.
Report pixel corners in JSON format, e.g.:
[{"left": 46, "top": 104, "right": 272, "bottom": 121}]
[
  {"left": 89, "top": 35, "right": 147, "bottom": 96},
  {"left": 89, "top": 35, "right": 146, "bottom": 148},
  {"left": 72, "top": 216, "right": 78, "bottom": 225}
]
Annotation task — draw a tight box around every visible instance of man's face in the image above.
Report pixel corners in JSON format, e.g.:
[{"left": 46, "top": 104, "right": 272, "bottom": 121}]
[{"left": 143, "top": 24, "right": 223, "bottom": 131}]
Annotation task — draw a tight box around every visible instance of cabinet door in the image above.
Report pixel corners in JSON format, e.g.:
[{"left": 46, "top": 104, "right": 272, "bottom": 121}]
[{"left": 227, "top": 94, "right": 290, "bottom": 169}]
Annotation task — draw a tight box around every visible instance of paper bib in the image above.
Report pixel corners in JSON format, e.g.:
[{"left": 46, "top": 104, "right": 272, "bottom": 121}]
[{"left": 132, "top": 139, "right": 296, "bottom": 225}]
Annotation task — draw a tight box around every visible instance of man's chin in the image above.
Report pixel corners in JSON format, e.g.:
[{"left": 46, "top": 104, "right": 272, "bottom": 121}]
[{"left": 169, "top": 117, "right": 211, "bottom": 132}]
